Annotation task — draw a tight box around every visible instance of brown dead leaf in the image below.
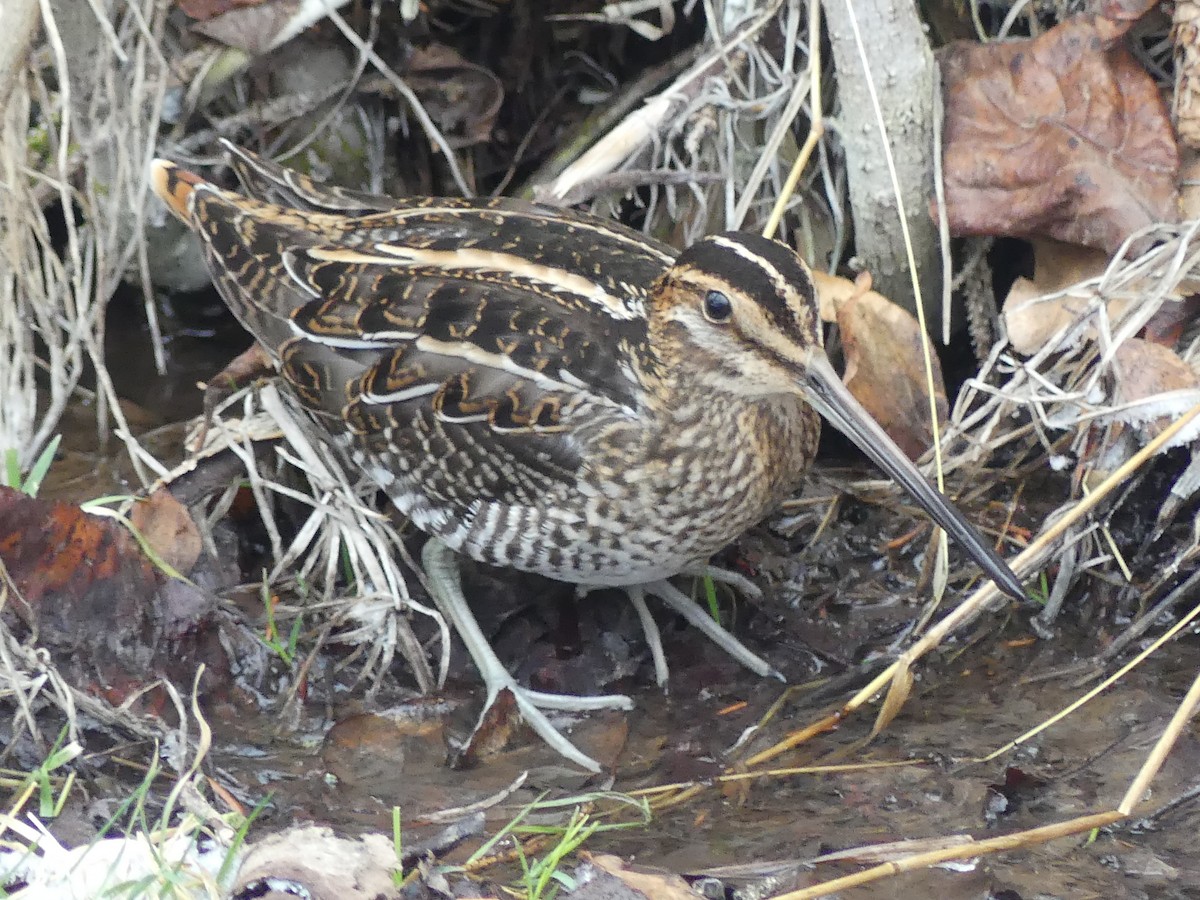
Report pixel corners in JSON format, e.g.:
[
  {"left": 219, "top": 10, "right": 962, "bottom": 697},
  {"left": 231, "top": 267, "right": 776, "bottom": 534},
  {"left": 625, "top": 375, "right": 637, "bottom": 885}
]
[
  {"left": 1143, "top": 297, "right": 1200, "bottom": 347},
  {"left": 177, "top": 0, "right": 267, "bottom": 22},
  {"left": 322, "top": 711, "right": 447, "bottom": 788},
  {"left": 835, "top": 279, "right": 948, "bottom": 460},
  {"left": 939, "top": 3, "right": 1179, "bottom": 253},
  {"left": 191, "top": 0, "right": 314, "bottom": 54},
  {"left": 871, "top": 662, "right": 914, "bottom": 736},
  {"left": 129, "top": 487, "right": 203, "bottom": 575},
  {"left": 453, "top": 687, "right": 628, "bottom": 771},
  {"left": 809, "top": 269, "right": 854, "bottom": 323},
  {"left": 1108, "top": 340, "right": 1195, "bottom": 403},
  {"left": 1002, "top": 238, "right": 1133, "bottom": 355},
  {"left": 0, "top": 486, "right": 227, "bottom": 707},
  {"left": 454, "top": 686, "right": 522, "bottom": 767},
  {"left": 1111, "top": 339, "right": 1200, "bottom": 442},
  {"left": 1003, "top": 238, "right": 1198, "bottom": 355},
  {"left": 589, "top": 855, "right": 703, "bottom": 900}
]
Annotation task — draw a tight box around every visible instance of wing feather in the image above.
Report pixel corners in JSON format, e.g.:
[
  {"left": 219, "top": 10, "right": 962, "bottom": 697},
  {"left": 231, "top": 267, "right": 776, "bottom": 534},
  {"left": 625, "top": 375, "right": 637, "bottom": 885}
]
[{"left": 183, "top": 146, "right": 673, "bottom": 518}]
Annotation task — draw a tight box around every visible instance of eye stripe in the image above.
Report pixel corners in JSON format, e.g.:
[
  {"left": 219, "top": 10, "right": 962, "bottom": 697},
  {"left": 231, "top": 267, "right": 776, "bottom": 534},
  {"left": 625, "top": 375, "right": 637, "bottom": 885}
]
[{"left": 672, "top": 232, "right": 817, "bottom": 343}]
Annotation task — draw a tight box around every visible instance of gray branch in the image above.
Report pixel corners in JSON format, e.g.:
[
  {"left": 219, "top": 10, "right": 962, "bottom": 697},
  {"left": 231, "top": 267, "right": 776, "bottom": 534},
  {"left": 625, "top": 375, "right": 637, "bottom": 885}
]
[{"left": 824, "top": 0, "right": 942, "bottom": 335}]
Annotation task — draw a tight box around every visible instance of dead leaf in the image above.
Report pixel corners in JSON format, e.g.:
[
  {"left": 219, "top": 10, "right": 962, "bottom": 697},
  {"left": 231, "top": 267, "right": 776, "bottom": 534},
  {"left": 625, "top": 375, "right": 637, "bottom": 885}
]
[
  {"left": 1143, "top": 297, "right": 1200, "bottom": 347},
  {"left": 589, "top": 855, "right": 703, "bottom": 900},
  {"left": 192, "top": 0, "right": 350, "bottom": 54},
  {"left": 939, "top": 3, "right": 1179, "bottom": 253},
  {"left": 0, "top": 486, "right": 227, "bottom": 707},
  {"left": 871, "top": 662, "right": 913, "bottom": 736},
  {"left": 455, "top": 687, "right": 524, "bottom": 767},
  {"left": 984, "top": 767, "right": 1050, "bottom": 824},
  {"left": 453, "top": 687, "right": 627, "bottom": 771},
  {"left": 1002, "top": 238, "right": 1131, "bottom": 355},
  {"left": 322, "top": 711, "right": 447, "bottom": 788},
  {"left": 191, "top": 0, "right": 295, "bottom": 52},
  {"left": 177, "top": 0, "right": 267, "bottom": 22},
  {"left": 232, "top": 826, "right": 401, "bottom": 900},
  {"left": 835, "top": 279, "right": 948, "bottom": 460},
  {"left": 1004, "top": 238, "right": 1200, "bottom": 355},
  {"left": 1108, "top": 338, "right": 1195, "bottom": 415},
  {"left": 129, "top": 487, "right": 203, "bottom": 575},
  {"left": 1110, "top": 338, "right": 1200, "bottom": 444},
  {"left": 809, "top": 269, "right": 854, "bottom": 323}
]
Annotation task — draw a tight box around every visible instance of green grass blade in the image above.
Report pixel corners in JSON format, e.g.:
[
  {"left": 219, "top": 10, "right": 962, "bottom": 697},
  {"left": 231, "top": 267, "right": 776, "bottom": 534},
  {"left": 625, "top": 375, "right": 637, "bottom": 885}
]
[{"left": 21, "top": 435, "right": 61, "bottom": 498}]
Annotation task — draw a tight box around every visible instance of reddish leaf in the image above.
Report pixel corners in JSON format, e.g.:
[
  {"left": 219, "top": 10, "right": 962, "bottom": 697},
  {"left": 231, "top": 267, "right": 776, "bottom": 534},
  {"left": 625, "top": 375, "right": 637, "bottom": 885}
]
[
  {"left": 0, "top": 486, "right": 228, "bottom": 707},
  {"left": 938, "top": 4, "right": 1178, "bottom": 253},
  {"left": 1142, "top": 297, "right": 1200, "bottom": 347}
]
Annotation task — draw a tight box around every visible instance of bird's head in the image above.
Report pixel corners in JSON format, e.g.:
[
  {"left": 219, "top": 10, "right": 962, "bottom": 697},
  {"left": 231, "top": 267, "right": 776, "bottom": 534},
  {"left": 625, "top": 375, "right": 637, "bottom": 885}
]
[
  {"left": 652, "top": 231, "right": 823, "bottom": 399},
  {"left": 651, "top": 230, "right": 1026, "bottom": 602}
]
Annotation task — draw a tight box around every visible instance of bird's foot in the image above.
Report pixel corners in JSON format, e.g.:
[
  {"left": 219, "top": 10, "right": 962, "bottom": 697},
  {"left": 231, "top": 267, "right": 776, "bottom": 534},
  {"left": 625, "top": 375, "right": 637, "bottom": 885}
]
[
  {"left": 613, "top": 571, "right": 781, "bottom": 689},
  {"left": 645, "top": 577, "right": 783, "bottom": 682},
  {"left": 422, "top": 540, "right": 631, "bottom": 773}
]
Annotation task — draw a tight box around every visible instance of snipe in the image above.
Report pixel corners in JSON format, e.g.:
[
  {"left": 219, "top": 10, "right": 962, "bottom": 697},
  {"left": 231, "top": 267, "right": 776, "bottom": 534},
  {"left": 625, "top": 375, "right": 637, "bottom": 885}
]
[{"left": 152, "top": 143, "right": 1024, "bottom": 771}]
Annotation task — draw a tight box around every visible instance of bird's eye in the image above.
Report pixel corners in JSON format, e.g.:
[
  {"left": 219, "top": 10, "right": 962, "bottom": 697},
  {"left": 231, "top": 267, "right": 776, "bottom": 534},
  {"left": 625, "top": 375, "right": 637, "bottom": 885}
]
[{"left": 703, "top": 290, "right": 733, "bottom": 323}]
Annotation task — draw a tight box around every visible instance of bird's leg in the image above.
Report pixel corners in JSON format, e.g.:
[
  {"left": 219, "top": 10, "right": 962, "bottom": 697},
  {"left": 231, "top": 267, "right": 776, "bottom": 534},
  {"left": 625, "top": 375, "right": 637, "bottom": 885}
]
[
  {"left": 644, "top": 578, "right": 784, "bottom": 681},
  {"left": 624, "top": 585, "right": 670, "bottom": 689},
  {"left": 421, "top": 539, "right": 633, "bottom": 773},
  {"left": 687, "top": 565, "right": 764, "bottom": 601}
]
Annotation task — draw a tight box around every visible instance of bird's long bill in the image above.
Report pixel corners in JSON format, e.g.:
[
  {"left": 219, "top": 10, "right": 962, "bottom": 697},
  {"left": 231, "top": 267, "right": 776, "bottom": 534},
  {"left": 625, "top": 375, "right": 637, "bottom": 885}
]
[{"left": 801, "top": 351, "right": 1026, "bottom": 601}]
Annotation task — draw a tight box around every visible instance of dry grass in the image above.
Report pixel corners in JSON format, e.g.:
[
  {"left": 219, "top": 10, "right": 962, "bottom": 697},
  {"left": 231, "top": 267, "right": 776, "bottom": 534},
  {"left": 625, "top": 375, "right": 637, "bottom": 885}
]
[{"left": 0, "top": 0, "right": 169, "bottom": 476}]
